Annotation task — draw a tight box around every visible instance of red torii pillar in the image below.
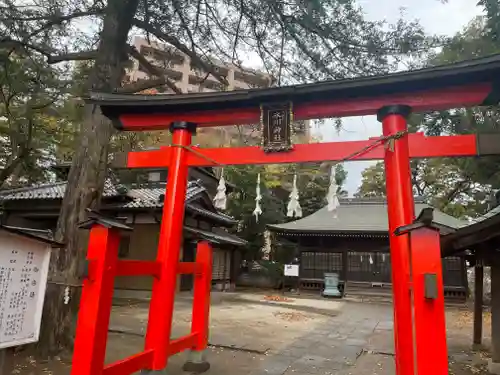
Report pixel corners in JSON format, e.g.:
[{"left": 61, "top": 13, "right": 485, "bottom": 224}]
[
  {"left": 71, "top": 215, "right": 131, "bottom": 375},
  {"left": 71, "top": 204, "right": 214, "bottom": 375},
  {"left": 379, "top": 104, "right": 448, "bottom": 375},
  {"left": 143, "top": 121, "right": 212, "bottom": 374},
  {"left": 143, "top": 122, "right": 195, "bottom": 371},
  {"left": 394, "top": 209, "right": 449, "bottom": 375},
  {"left": 121, "top": 116, "right": 457, "bottom": 375},
  {"left": 378, "top": 105, "right": 416, "bottom": 375},
  {"left": 75, "top": 60, "right": 500, "bottom": 374}
]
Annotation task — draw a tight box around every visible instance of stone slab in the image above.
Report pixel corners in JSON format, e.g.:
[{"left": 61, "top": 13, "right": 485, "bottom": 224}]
[
  {"left": 248, "top": 356, "right": 295, "bottom": 375},
  {"left": 286, "top": 355, "right": 346, "bottom": 374},
  {"left": 376, "top": 321, "right": 394, "bottom": 330}
]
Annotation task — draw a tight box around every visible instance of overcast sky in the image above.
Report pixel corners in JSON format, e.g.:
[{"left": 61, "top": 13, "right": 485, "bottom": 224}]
[{"left": 315, "top": 0, "right": 481, "bottom": 195}]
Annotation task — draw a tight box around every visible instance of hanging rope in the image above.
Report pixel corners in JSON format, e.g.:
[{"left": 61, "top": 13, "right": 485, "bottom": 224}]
[
  {"left": 287, "top": 173, "right": 302, "bottom": 218},
  {"left": 169, "top": 130, "right": 408, "bottom": 217},
  {"left": 253, "top": 173, "right": 263, "bottom": 222},
  {"left": 170, "top": 129, "right": 407, "bottom": 167},
  {"left": 384, "top": 131, "right": 407, "bottom": 152},
  {"left": 213, "top": 168, "right": 227, "bottom": 210},
  {"left": 171, "top": 144, "right": 223, "bottom": 165}
]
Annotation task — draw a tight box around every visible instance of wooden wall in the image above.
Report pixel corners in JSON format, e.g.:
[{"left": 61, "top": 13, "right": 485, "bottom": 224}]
[{"left": 295, "top": 234, "right": 468, "bottom": 296}]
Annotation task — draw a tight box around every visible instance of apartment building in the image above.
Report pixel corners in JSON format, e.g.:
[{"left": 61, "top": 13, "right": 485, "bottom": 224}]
[{"left": 125, "top": 36, "right": 310, "bottom": 144}]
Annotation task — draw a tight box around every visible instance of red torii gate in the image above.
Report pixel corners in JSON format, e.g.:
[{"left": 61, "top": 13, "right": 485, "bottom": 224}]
[{"left": 71, "top": 54, "right": 500, "bottom": 375}]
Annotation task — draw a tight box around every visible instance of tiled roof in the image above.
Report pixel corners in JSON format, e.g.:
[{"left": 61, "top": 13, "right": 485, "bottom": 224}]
[
  {"left": 0, "top": 180, "right": 236, "bottom": 226},
  {"left": 184, "top": 226, "right": 247, "bottom": 246},
  {"left": 0, "top": 225, "right": 63, "bottom": 247},
  {"left": 186, "top": 204, "right": 237, "bottom": 226},
  {"left": 268, "top": 197, "right": 466, "bottom": 234},
  {"left": 0, "top": 180, "right": 203, "bottom": 206},
  {"left": 122, "top": 182, "right": 206, "bottom": 208},
  {"left": 457, "top": 205, "right": 500, "bottom": 228},
  {"left": 0, "top": 180, "right": 119, "bottom": 200}
]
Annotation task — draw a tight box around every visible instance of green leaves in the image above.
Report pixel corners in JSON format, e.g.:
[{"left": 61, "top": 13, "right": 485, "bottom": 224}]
[
  {"left": 224, "top": 162, "right": 347, "bottom": 259},
  {"left": 357, "top": 5, "right": 500, "bottom": 219},
  {"left": 0, "top": 49, "right": 76, "bottom": 187}
]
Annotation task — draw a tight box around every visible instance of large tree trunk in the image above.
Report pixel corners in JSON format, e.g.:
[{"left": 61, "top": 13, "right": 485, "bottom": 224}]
[{"left": 37, "top": 0, "right": 140, "bottom": 357}]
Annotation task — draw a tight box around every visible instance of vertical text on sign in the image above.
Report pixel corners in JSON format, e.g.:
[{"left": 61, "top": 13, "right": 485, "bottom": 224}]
[{"left": 0, "top": 231, "right": 51, "bottom": 349}]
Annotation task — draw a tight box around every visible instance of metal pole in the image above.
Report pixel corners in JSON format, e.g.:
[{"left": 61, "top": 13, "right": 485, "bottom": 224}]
[
  {"left": 144, "top": 122, "right": 195, "bottom": 371},
  {"left": 378, "top": 105, "right": 415, "bottom": 375}
]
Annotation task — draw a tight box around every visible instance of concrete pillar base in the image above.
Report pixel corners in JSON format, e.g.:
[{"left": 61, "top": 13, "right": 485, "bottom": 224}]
[
  {"left": 489, "top": 359, "right": 500, "bottom": 374},
  {"left": 182, "top": 350, "right": 210, "bottom": 373}
]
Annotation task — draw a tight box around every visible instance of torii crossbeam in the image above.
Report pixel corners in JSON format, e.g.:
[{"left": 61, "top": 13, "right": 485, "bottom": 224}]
[{"left": 72, "top": 54, "right": 500, "bottom": 375}]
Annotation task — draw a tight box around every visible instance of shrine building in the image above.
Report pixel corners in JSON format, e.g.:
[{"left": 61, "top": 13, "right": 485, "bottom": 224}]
[
  {"left": 268, "top": 197, "right": 468, "bottom": 300},
  {"left": 0, "top": 166, "right": 246, "bottom": 298}
]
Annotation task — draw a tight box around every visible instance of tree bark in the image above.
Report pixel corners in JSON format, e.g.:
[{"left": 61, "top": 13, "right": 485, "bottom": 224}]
[{"left": 37, "top": 0, "right": 140, "bottom": 357}]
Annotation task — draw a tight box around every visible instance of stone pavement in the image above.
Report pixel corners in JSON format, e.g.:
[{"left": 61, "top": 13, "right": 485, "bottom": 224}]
[
  {"left": 107, "top": 292, "right": 395, "bottom": 374},
  {"left": 6, "top": 291, "right": 491, "bottom": 374},
  {"left": 251, "top": 303, "right": 390, "bottom": 375}
]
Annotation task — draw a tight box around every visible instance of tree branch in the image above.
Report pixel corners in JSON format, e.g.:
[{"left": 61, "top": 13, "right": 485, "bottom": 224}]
[
  {"left": 0, "top": 146, "right": 31, "bottom": 187},
  {"left": 172, "top": 0, "right": 197, "bottom": 54},
  {"left": 116, "top": 77, "right": 176, "bottom": 94},
  {"left": 132, "top": 18, "right": 229, "bottom": 87},
  {"left": 0, "top": 37, "right": 97, "bottom": 65},
  {"left": 444, "top": 179, "right": 471, "bottom": 203},
  {"left": 27, "top": 9, "right": 106, "bottom": 37},
  {"left": 0, "top": 9, "right": 104, "bottom": 22},
  {"left": 30, "top": 95, "right": 61, "bottom": 111},
  {"left": 232, "top": 0, "right": 245, "bottom": 62},
  {"left": 48, "top": 50, "right": 98, "bottom": 64},
  {"left": 0, "top": 115, "right": 35, "bottom": 187},
  {"left": 0, "top": 37, "right": 55, "bottom": 58},
  {"left": 127, "top": 45, "right": 181, "bottom": 94}
]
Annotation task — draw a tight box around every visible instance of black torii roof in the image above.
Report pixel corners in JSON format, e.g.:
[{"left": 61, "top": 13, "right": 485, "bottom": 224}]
[{"left": 88, "top": 54, "right": 500, "bottom": 119}]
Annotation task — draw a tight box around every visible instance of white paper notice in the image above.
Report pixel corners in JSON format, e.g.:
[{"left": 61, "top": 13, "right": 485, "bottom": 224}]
[
  {"left": 0, "top": 232, "right": 51, "bottom": 349},
  {"left": 284, "top": 264, "right": 299, "bottom": 277}
]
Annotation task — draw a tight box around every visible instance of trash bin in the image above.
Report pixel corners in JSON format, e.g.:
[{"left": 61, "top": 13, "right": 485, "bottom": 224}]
[{"left": 322, "top": 272, "right": 342, "bottom": 297}]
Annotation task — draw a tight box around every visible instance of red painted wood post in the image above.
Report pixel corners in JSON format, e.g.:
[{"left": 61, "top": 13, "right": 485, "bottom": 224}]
[
  {"left": 71, "top": 224, "right": 120, "bottom": 375},
  {"left": 378, "top": 105, "right": 416, "bottom": 375},
  {"left": 183, "top": 241, "right": 213, "bottom": 372},
  {"left": 192, "top": 241, "right": 213, "bottom": 350},
  {"left": 411, "top": 228, "right": 448, "bottom": 375},
  {"left": 144, "top": 121, "right": 196, "bottom": 372}
]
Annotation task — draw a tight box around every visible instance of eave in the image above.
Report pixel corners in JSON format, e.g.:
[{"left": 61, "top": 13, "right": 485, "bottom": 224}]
[
  {"left": 441, "top": 207, "right": 500, "bottom": 257},
  {"left": 270, "top": 230, "right": 390, "bottom": 239}
]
